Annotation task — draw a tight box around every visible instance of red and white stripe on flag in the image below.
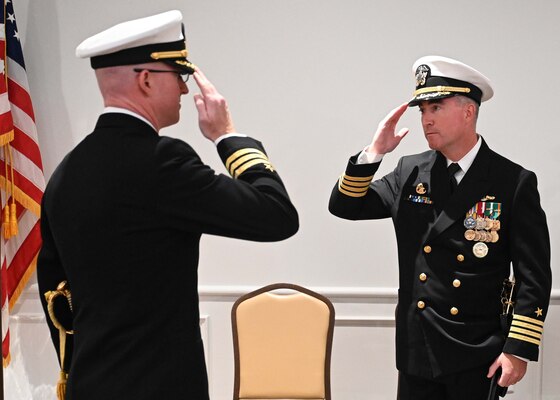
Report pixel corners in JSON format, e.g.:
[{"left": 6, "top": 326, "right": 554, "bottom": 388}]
[{"left": 1, "top": 0, "right": 45, "bottom": 367}]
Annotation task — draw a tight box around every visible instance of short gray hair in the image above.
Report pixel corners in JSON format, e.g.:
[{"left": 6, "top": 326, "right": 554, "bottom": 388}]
[{"left": 454, "top": 95, "right": 479, "bottom": 120}]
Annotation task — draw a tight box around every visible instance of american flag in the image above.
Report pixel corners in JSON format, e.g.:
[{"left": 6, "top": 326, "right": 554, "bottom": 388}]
[{"left": 1, "top": 0, "right": 45, "bottom": 367}]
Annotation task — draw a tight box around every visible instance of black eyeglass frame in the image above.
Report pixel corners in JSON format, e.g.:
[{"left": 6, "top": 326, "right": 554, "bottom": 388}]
[{"left": 133, "top": 68, "right": 190, "bottom": 83}]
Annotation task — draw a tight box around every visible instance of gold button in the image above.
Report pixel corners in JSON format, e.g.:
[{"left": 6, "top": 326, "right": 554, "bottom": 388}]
[
  {"left": 423, "top": 245, "right": 432, "bottom": 254},
  {"left": 419, "top": 273, "right": 427, "bottom": 282},
  {"left": 417, "top": 301, "right": 425, "bottom": 309},
  {"left": 453, "top": 279, "right": 461, "bottom": 288},
  {"left": 450, "top": 307, "right": 459, "bottom": 315},
  {"left": 457, "top": 254, "right": 465, "bottom": 262}
]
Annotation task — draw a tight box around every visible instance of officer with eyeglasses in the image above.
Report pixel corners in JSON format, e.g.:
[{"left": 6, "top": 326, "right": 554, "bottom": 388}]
[{"left": 37, "top": 10, "right": 298, "bottom": 400}]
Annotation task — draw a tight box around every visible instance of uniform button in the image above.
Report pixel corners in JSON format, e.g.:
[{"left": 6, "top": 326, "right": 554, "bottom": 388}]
[
  {"left": 453, "top": 279, "right": 461, "bottom": 288},
  {"left": 423, "top": 245, "right": 432, "bottom": 254},
  {"left": 417, "top": 301, "right": 425, "bottom": 309},
  {"left": 450, "top": 307, "right": 459, "bottom": 315},
  {"left": 419, "top": 273, "right": 427, "bottom": 282},
  {"left": 456, "top": 254, "right": 465, "bottom": 262}
]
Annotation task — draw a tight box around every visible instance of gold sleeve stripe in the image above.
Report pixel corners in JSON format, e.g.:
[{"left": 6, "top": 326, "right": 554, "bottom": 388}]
[
  {"left": 339, "top": 182, "right": 369, "bottom": 194},
  {"left": 225, "top": 148, "right": 268, "bottom": 171},
  {"left": 511, "top": 320, "right": 544, "bottom": 333},
  {"left": 228, "top": 153, "right": 268, "bottom": 175},
  {"left": 338, "top": 180, "right": 369, "bottom": 197},
  {"left": 508, "top": 332, "right": 541, "bottom": 346},
  {"left": 342, "top": 174, "right": 374, "bottom": 182},
  {"left": 337, "top": 173, "right": 373, "bottom": 197},
  {"left": 340, "top": 178, "right": 370, "bottom": 189},
  {"left": 509, "top": 326, "right": 542, "bottom": 340},
  {"left": 513, "top": 314, "right": 545, "bottom": 326},
  {"left": 338, "top": 187, "right": 369, "bottom": 198},
  {"left": 232, "top": 159, "right": 273, "bottom": 178}
]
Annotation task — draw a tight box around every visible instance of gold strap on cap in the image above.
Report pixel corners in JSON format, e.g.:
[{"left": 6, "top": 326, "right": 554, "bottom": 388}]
[
  {"left": 44, "top": 281, "right": 74, "bottom": 400},
  {"left": 150, "top": 49, "right": 188, "bottom": 60},
  {"left": 413, "top": 85, "right": 471, "bottom": 96}
]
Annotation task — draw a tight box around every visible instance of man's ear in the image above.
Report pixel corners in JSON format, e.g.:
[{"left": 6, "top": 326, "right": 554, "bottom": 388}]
[
  {"left": 464, "top": 102, "right": 476, "bottom": 121},
  {"left": 136, "top": 70, "right": 152, "bottom": 95}
]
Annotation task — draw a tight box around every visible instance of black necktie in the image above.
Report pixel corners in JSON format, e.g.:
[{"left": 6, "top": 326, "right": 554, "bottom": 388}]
[{"left": 447, "top": 163, "right": 461, "bottom": 193}]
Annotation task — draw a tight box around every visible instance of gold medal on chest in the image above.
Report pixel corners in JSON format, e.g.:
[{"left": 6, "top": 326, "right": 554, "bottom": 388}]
[{"left": 473, "top": 242, "right": 489, "bottom": 258}]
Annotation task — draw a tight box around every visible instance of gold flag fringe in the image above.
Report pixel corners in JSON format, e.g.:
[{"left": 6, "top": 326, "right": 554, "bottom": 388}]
[
  {"left": 8, "top": 252, "right": 38, "bottom": 311},
  {"left": 0, "top": 175, "right": 41, "bottom": 217},
  {"left": 2, "top": 352, "right": 11, "bottom": 368},
  {"left": 0, "top": 130, "right": 14, "bottom": 146}
]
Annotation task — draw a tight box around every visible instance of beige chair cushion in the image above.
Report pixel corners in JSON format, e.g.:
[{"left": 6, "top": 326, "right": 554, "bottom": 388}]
[{"left": 236, "top": 291, "right": 331, "bottom": 399}]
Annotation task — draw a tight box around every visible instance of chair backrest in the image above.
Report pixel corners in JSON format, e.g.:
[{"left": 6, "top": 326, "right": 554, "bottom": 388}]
[{"left": 232, "top": 283, "right": 335, "bottom": 400}]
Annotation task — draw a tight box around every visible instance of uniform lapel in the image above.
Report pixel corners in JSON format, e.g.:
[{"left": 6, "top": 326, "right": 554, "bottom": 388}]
[{"left": 426, "top": 139, "right": 493, "bottom": 242}]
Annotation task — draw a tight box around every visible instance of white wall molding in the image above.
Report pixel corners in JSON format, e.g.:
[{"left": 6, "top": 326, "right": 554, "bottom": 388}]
[
  {"left": 335, "top": 316, "right": 395, "bottom": 327},
  {"left": 201, "top": 286, "right": 560, "bottom": 302},
  {"left": 197, "top": 285, "right": 399, "bottom": 302},
  {"left": 22, "top": 283, "right": 560, "bottom": 303}
]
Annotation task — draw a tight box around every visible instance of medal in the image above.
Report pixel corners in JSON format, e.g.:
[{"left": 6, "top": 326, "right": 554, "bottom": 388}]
[
  {"left": 473, "top": 242, "right": 489, "bottom": 258},
  {"left": 464, "top": 229, "right": 476, "bottom": 241},
  {"left": 475, "top": 216, "right": 486, "bottom": 230},
  {"left": 464, "top": 201, "right": 501, "bottom": 249},
  {"left": 464, "top": 216, "right": 476, "bottom": 229}
]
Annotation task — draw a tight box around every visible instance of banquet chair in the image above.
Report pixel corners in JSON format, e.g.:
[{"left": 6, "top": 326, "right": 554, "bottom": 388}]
[{"left": 232, "top": 283, "right": 335, "bottom": 400}]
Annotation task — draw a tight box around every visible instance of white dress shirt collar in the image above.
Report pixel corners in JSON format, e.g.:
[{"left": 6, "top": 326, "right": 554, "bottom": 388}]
[
  {"left": 446, "top": 135, "right": 482, "bottom": 184},
  {"left": 103, "top": 107, "right": 157, "bottom": 132}
]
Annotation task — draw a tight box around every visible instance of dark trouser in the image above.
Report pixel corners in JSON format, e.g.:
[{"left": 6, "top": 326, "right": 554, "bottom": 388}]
[{"left": 397, "top": 364, "right": 492, "bottom": 400}]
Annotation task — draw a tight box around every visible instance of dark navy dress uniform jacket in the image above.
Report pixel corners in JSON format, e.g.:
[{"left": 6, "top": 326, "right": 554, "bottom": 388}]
[
  {"left": 329, "top": 138, "right": 551, "bottom": 379},
  {"left": 37, "top": 113, "right": 299, "bottom": 400}
]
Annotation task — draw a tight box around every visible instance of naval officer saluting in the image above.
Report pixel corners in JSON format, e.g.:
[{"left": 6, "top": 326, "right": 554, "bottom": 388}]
[
  {"left": 37, "top": 10, "right": 298, "bottom": 400},
  {"left": 329, "top": 55, "right": 551, "bottom": 399}
]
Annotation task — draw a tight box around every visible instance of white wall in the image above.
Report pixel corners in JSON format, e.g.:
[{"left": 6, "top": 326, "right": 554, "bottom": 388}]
[{"left": 4, "top": 1, "right": 560, "bottom": 399}]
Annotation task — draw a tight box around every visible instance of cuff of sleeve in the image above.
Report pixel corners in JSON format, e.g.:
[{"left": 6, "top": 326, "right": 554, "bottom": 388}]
[
  {"left": 357, "top": 147, "right": 384, "bottom": 165},
  {"left": 508, "top": 354, "right": 530, "bottom": 363},
  {"left": 336, "top": 153, "right": 380, "bottom": 198},
  {"left": 214, "top": 133, "right": 247, "bottom": 146}
]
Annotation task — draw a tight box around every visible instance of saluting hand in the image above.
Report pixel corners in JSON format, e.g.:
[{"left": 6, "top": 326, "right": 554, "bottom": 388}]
[
  {"left": 193, "top": 67, "right": 236, "bottom": 142},
  {"left": 366, "top": 103, "right": 409, "bottom": 155}
]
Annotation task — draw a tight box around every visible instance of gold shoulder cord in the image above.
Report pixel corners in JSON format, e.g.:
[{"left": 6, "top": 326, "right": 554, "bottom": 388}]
[{"left": 44, "top": 281, "right": 74, "bottom": 400}]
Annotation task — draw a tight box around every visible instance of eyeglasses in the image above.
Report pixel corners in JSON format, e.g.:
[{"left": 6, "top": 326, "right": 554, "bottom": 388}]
[{"left": 133, "top": 68, "right": 190, "bottom": 83}]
